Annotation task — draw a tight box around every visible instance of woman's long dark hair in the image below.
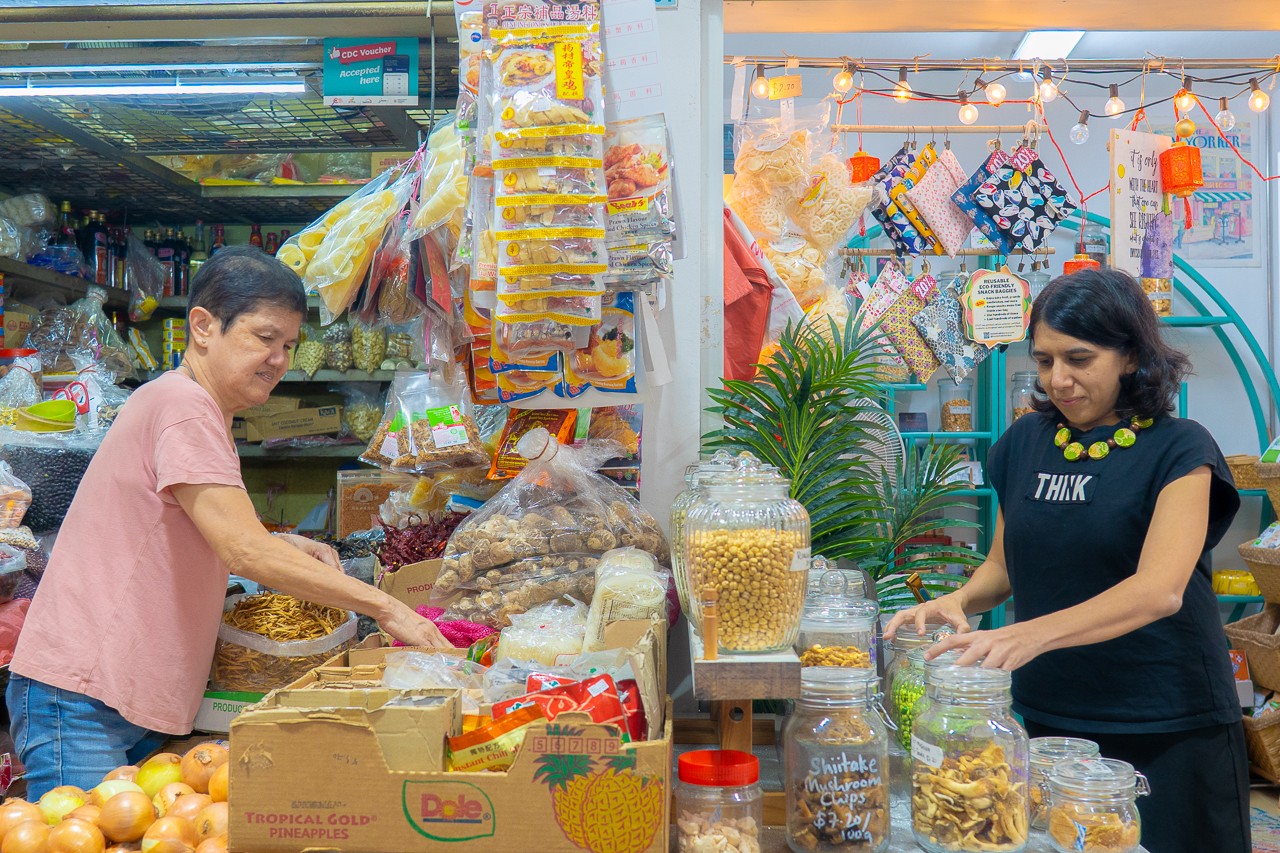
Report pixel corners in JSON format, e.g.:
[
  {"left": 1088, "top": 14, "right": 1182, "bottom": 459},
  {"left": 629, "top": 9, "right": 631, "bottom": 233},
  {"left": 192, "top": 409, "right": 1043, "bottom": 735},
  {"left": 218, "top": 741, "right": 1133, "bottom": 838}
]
[{"left": 1029, "top": 268, "right": 1191, "bottom": 421}]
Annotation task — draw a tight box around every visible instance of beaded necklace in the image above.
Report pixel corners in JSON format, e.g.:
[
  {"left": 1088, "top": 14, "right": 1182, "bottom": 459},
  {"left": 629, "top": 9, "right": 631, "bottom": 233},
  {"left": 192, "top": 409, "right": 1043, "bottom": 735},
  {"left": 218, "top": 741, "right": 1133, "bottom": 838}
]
[{"left": 1054, "top": 416, "right": 1154, "bottom": 462}]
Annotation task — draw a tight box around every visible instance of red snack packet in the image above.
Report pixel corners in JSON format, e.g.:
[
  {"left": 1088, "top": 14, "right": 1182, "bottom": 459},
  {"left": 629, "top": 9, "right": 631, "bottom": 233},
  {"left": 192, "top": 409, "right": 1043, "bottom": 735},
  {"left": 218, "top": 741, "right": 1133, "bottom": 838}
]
[
  {"left": 526, "top": 673, "right": 578, "bottom": 693},
  {"left": 493, "top": 674, "right": 629, "bottom": 741},
  {"left": 616, "top": 678, "right": 647, "bottom": 742}
]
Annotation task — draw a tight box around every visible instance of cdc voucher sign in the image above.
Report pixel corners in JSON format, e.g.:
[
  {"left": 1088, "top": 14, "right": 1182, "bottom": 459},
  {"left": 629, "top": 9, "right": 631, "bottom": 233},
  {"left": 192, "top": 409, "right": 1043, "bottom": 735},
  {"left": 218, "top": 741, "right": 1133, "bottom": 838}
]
[{"left": 323, "top": 38, "right": 419, "bottom": 106}]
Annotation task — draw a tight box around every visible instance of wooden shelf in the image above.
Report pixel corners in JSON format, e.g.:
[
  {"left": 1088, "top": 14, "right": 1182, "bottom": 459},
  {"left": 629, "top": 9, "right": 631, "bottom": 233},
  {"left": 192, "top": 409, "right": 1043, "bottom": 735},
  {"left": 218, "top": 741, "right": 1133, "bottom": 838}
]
[
  {"left": 0, "top": 257, "right": 129, "bottom": 309},
  {"left": 236, "top": 444, "right": 364, "bottom": 458},
  {"left": 689, "top": 625, "right": 801, "bottom": 702}
]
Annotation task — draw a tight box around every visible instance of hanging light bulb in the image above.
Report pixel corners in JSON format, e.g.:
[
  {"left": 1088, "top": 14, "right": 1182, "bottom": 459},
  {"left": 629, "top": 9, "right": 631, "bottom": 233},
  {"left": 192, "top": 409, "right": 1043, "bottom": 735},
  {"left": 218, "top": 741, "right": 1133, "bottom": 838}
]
[
  {"left": 984, "top": 78, "right": 1007, "bottom": 106},
  {"left": 751, "top": 63, "right": 770, "bottom": 99},
  {"left": 1038, "top": 68, "right": 1058, "bottom": 103},
  {"left": 1249, "top": 78, "right": 1270, "bottom": 113},
  {"left": 1104, "top": 84, "right": 1126, "bottom": 117},
  {"left": 833, "top": 63, "right": 855, "bottom": 95},
  {"left": 1216, "top": 96, "right": 1237, "bottom": 131},
  {"left": 893, "top": 67, "right": 912, "bottom": 103},
  {"left": 957, "top": 92, "right": 979, "bottom": 125},
  {"left": 1069, "top": 110, "right": 1090, "bottom": 144},
  {"left": 1175, "top": 77, "right": 1195, "bottom": 113}
]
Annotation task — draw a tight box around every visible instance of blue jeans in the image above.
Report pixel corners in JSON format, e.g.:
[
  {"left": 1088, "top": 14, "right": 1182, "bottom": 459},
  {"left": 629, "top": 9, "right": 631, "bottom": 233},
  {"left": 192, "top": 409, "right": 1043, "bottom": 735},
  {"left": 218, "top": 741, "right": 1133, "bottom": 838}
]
[{"left": 6, "top": 674, "right": 167, "bottom": 800}]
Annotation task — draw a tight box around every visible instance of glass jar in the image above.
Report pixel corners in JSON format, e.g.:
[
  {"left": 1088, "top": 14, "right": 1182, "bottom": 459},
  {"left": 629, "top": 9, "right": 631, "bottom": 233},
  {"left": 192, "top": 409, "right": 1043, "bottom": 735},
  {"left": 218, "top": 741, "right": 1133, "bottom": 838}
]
[
  {"left": 671, "top": 450, "right": 737, "bottom": 619},
  {"left": 939, "top": 380, "right": 974, "bottom": 432},
  {"left": 911, "top": 667, "right": 1030, "bottom": 853},
  {"left": 675, "top": 750, "right": 763, "bottom": 853},
  {"left": 1079, "top": 222, "right": 1109, "bottom": 268},
  {"left": 685, "top": 459, "right": 811, "bottom": 653},
  {"left": 784, "top": 667, "right": 891, "bottom": 852},
  {"left": 884, "top": 631, "right": 936, "bottom": 746},
  {"left": 1029, "top": 737, "right": 1100, "bottom": 830},
  {"left": 1009, "top": 371, "right": 1042, "bottom": 423},
  {"left": 798, "top": 561, "right": 879, "bottom": 669},
  {"left": 1026, "top": 262, "right": 1052, "bottom": 303},
  {"left": 1046, "top": 758, "right": 1149, "bottom": 853}
]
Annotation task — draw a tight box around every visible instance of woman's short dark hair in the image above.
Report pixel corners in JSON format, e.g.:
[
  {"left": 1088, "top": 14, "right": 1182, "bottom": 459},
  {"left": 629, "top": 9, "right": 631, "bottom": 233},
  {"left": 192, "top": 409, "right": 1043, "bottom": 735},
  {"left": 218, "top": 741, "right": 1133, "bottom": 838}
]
[
  {"left": 186, "top": 245, "right": 307, "bottom": 330},
  {"left": 1029, "top": 268, "right": 1191, "bottom": 420}
]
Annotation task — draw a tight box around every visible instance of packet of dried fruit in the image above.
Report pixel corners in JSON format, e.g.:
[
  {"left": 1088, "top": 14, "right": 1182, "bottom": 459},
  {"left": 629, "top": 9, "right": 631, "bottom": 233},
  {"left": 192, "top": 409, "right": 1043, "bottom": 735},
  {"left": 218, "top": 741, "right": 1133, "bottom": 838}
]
[{"left": 361, "top": 367, "right": 490, "bottom": 474}]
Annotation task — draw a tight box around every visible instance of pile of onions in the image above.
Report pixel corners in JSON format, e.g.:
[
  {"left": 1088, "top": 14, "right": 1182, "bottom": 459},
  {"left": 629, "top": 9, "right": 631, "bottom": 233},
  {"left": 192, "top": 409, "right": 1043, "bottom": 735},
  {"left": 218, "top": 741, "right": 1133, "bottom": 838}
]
[{"left": 0, "top": 741, "right": 230, "bottom": 853}]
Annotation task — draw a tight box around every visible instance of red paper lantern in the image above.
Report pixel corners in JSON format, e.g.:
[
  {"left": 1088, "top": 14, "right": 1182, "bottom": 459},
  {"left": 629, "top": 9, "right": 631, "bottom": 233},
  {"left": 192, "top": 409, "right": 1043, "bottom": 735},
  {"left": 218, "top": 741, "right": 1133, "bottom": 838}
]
[
  {"left": 848, "top": 150, "right": 880, "bottom": 183},
  {"left": 1063, "top": 254, "right": 1101, "bottom": 276},
  {"left": 1159, "top": 141, "right": 1204, "bottom": 198}
]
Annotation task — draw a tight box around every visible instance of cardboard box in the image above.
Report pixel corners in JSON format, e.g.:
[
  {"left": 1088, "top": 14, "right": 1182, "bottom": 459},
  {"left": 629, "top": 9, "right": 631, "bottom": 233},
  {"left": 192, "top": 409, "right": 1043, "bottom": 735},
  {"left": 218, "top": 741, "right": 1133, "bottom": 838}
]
[
  {"left": 229, "top": 697, "right": 670, "bottom": 853},
  {"left": 377, "top": 559, "right": 443, "bottom": 611},
  {"left": 240, "top": 405, "right": 343, "bottom": 442},
  {"left": 193, "top": 689, "right": 265, "bottom": 734}
]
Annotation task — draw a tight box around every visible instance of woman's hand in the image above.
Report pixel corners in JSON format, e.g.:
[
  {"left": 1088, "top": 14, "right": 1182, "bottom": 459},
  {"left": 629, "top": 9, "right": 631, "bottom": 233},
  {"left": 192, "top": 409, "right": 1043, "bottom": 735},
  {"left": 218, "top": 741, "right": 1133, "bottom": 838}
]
[
  {"left": 274, "top": 533, "right": 342, "bottom": 572},
  {"left": 381, "top": 601, "right": 452, "bottom": 649},
  {"left": 927, "top": 623, "right": 1048, "bottom": 670},
  {"left": 883, "top": 593, "right": 971, "bottom": 641}
]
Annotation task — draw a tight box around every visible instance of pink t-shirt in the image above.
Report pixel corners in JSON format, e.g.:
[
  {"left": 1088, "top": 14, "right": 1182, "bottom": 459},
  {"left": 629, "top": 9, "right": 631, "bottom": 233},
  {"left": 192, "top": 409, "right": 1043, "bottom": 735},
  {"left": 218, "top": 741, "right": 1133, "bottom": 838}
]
[{"left": 12, "top": 371, "right": 244, "bottom": 734}]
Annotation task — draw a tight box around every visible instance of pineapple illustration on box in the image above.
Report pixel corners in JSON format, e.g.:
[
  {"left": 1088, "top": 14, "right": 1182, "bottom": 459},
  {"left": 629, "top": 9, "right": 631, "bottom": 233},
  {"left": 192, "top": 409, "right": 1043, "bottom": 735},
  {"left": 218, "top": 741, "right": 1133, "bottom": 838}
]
[{"left": 534, "top": 725, "right": 665, "bottom": 853}]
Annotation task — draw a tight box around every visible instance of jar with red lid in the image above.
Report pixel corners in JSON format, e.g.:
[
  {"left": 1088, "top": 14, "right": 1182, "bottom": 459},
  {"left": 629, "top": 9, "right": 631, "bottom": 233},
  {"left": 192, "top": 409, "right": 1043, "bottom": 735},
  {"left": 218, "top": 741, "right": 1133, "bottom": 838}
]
[{"left": 675, "top": 750, "right": 763, "bottom": 853}]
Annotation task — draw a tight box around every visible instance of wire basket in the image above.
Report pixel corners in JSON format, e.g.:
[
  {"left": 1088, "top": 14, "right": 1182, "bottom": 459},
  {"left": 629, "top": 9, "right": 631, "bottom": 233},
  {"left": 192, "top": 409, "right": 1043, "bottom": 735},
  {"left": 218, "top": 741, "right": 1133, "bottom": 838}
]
[
  {"left": 1225, "top": 604, "right": 1280, "bottom": 692},
  {"left": 1238, "top": 544, "right": 1280, "bottom": 602},
  {"left": 1226, "top": 455, "right": 1263, "bottom": 491},
  {"left": 1244, "top": 706, "right": 1280, "bottom": 783}
]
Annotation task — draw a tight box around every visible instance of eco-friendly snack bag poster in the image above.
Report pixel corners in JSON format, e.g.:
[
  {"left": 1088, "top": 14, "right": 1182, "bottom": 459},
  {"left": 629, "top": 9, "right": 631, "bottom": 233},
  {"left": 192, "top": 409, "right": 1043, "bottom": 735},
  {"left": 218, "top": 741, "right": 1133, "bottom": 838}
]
[{"left": 323, "top": 38, "right": 420, "bottom": 106}]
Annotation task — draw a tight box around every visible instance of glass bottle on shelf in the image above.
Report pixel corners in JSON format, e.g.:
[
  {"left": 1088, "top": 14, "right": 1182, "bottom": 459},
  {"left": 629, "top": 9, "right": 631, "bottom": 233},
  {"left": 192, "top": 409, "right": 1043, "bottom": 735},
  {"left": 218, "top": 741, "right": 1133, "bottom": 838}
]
[
  {"left": 939, "top": 379, "right": 974, "bottom": 432},
  {"left": 1029, "top": 736, "right": 1099, "bottom": 830},
  {"left": 675, "top": 750, "right": 762, "bottom": 853},
  {"left": 55, "top": 200, "right": 77, "bottom": 248},
  {"left": 670, "top": 449, "right": 736, "bottom": 618},
  {"left": 684, "top": 456, "right": 810, "bottom": 653},
  {"left": 210, "top": 224, "right": 226, "bottom": 254},
  {"left": 784, "top": 667, "right": 891, "bottom": 852},
  {"left": 156, "top": 228, "right": 177, "bottom": 298},
  {"left": 249, "top": 223, "right": 264, "bottom": 248},
  {"left": 911, "top": 666, "right": 1030, "bottom": 853},
  {"left": 189, "top": 220, "right": 208, "bottom": 281},
  {"left": 1046, "top": 758, "right": 1148, "bottom": 853},
  {"left": 175, "top": 227, "right": 191, "bottom": 295},
  {"left": 1010, "top": 371, "right": 1042, "bottom": 423},
  {"left": 797, "top": 561, "right": 878, "bottom": 670},
  {"left": 265, "top": 231, "right": 280, "bottom": 255}
]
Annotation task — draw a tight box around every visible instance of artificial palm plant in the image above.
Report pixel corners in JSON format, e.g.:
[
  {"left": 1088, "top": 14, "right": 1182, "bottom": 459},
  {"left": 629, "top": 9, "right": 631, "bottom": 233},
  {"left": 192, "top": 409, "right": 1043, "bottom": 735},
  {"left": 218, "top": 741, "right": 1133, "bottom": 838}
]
[{"left": 702, "top": 313, "right": 984, "bottom": 610}]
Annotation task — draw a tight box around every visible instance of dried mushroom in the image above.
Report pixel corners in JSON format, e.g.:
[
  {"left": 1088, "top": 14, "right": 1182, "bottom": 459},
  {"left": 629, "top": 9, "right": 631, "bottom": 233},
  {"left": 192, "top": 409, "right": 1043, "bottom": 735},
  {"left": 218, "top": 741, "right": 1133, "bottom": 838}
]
[{"left": 912, "top": 743, "right": 1028, "bottom": 852}]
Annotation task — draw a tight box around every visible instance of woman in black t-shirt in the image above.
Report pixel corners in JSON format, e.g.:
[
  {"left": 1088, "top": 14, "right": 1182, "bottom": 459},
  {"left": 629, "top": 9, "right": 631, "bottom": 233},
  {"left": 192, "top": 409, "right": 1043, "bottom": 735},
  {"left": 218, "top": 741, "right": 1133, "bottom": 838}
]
[{"left": 885, "top": 269, "right": 1250, "bottom": 853}]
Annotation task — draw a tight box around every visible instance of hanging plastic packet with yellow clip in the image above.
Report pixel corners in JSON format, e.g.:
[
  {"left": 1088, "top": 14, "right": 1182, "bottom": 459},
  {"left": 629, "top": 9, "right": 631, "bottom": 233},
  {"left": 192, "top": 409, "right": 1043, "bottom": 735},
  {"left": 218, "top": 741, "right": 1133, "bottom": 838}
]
[
  {"left": 276, "top": 170, "right": 394, "bottom": 278},
  {"left": 561, "top": 292, "right": 639, "bottom": 396},
  {"left": 497, "top": 229, "right": 607, "bottom": 277}
]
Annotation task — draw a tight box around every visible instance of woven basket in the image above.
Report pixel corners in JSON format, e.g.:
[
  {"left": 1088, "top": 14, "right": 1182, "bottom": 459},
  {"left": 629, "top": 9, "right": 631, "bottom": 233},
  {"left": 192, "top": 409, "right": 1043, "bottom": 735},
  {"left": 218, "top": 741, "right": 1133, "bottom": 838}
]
[
  {"left": 1238, "top": 544, "right": 1280, "bottom": 602},
  {"left": 1227, "top": 455, "right": 1263, "bottom": 491},
  {"left": 1244, "top": 706, "right": 1280, "bottom": 783},
  {"left": 1225, "top": 604, "right": 1280, "bottom": 692},
  {"left": 1256, "top": 462, "right": 1280, "bottom": 514}
]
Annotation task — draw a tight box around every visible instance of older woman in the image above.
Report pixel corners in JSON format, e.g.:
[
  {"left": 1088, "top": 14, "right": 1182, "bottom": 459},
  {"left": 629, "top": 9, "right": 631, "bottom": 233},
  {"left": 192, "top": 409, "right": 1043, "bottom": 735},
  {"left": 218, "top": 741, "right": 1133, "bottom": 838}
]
[{"left": 8, "top": 246, "right": 449, "bottom": 798}]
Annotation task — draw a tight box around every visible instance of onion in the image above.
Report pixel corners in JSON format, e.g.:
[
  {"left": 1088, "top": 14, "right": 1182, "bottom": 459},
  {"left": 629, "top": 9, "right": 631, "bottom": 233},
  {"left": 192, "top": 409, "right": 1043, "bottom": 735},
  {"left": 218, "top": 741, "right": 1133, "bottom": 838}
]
[
  {"left": 105, "top": 846, "right": 140, "bottom": 853},
  {"left": 46, "top": 819, "right": 103, "bottom": 853},
  {"left": 193, "top": 838, "right": 224, "bottom": 853},
  {"left": 97, "top": 794, "right": 154, "bottom": 844},
  {"left": 87, "top": 783, "right": 142, "bottom": 812},
  {"left": 0, "top": 801, "right": 45, "bottom": 840},
  {"left": 1, "top": 820, "right": 50, "bottom": 853},
  {"left": 65, "top": 808, "right": 98, "bottom": 826},
  {"left": 176, "top": 748, "right": 225, "bottom": 797},
  {"left": 133, "top": 759, "right": 181, "bottom": 803},
  {"left": 155, "top": 799, "right": 204, "bottom": 829},
  {"left": 203, "top": 767, "right": 225, "bottom": 809},
  {"left": 147, "top": 788, "right": 190, "bottom": 821},
  {"left": 38, "top": 789, "right": 86, "bottom": 826},
  {"left": 138, "top": 818, "right": 194, "bottom": 853},
  {"left": 189, "top": 806, "right": 223, "bottom": 848},
  {"left": 100, "top": 769, "right": 137, "bottom": 785}
]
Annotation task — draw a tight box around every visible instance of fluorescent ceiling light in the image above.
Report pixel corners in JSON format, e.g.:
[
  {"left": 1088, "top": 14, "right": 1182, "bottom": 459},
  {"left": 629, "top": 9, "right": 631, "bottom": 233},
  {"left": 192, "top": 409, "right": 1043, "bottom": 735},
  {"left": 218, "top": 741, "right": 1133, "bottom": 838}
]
[
  {"left": 1013, "top": 30, "right": 1085, "bottom": 60},
  {"left": 0, "top": 80, "right": 306, "bottom": 97},
  {"left": 0, "top": 63, "right": 306, "bottom": 75}
]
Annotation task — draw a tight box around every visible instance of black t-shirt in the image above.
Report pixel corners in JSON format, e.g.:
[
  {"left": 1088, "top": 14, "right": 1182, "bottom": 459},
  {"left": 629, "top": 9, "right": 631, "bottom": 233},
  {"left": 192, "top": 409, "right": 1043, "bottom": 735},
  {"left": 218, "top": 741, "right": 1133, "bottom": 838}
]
[{"left": 988, "top": 412, "right": 1241, "bottom": 733}]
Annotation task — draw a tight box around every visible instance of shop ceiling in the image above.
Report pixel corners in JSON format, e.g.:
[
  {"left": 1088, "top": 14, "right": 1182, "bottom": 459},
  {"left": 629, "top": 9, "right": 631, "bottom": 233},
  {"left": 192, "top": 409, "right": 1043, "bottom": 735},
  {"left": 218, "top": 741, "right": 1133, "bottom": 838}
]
[{"left": 723, "top": 0, "right": 1280, "bottom": 33}]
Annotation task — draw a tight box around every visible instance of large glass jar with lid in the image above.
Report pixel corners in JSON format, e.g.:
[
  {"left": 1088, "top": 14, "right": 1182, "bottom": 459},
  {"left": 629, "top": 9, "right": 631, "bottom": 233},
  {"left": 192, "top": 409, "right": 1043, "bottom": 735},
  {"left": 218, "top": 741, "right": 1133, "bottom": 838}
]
[
  {"left": 798, "top": 560, "right": 879, "bottom": 669},
  {"left": 911, "top": 666, "right": 1030, "bottom": 853},
  {"left": 670, "top": 450, "right": 737, "bottom": 617},
  {"left": 1029, "top": 737, "right": 1099, "bottom": 830},
  {"left": 684, "top": 457, "right": 810, "bottom": 653},
  {"left": 1046, "top": 758, "right": 1149, "bottom": 853},
  {"left": 784, "top": 667, "right": 891, "bottom": 853},
  {"left": 1010, "top": 371, "right": 1042, "bottom": 423}
]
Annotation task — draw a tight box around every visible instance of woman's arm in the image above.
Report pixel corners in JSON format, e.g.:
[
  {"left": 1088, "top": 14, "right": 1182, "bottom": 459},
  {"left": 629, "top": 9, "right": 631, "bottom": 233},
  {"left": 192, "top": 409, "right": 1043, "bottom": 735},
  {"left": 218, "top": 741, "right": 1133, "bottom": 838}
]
[
  {"left": 172, "top": 481, "right": 451, "bottom": 648},
  {"left": 883, "top": 509, "right": 1014, "bottom": 638},
  {"left": 931, "top": 466, "right": 1212, "bottom": 669}
]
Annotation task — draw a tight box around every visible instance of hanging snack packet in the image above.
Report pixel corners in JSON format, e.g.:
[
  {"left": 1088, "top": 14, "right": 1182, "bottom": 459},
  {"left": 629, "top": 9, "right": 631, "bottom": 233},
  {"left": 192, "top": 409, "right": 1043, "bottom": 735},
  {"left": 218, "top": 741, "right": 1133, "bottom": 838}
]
[
  {"left": 362, "top": 369, "right": 489, "bottom": 473},
  {"left": 487, "top": 10, "right": 604, "bottom": 132},
  {"left": 495, "top": 317, "right": 590, "bottom": 360},
  {"left": 410, "top": 124, "right": 469, "bottom": 240},
  {"left": 497, "top": 231, "right": 606, "bottom": 277},
  {"left": 495, "top": 295, "right": 602, "bottom": 327},
  {"left": 561, "top": 292, "right": 638, "bottom": 395},
  {"left": 447, "top": 704, "right": 547, "bottom": 772},
  {"left": 496, "top": 365, "right": 562, "bottom": 404},
  {"left": 497, "top": 199, "right": 606, "bottom": 233},
  {"left": 760, "top": 234, "right": 826, "bottom": 309},
  {"left": 493, "top": 128, "right": 604, "bottom": 164},
  {"left": 604, "top": 115, "right": 675, "bottom": 246},
  {"left": 787, "top": 151, "right": 872, "bottom": 255},
  {"left": 498, "top": 272, "right": 605, "bottom": 301},
  {"left": 454, "top": 7, "right": 484, "bottom": 143},
  {"left": 488, "top": 408, "right": 577, "bottom": 480},
  {"left": 276, "top": 169, "right": 394, "bottom": 277}
]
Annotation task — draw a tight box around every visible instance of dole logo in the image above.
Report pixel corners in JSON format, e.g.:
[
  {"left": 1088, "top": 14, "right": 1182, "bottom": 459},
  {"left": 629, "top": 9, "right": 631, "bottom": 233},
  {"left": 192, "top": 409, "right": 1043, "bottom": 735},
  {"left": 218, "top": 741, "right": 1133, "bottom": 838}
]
[{"left": 402, "top": 782, "right": 496, "bottom": 842}]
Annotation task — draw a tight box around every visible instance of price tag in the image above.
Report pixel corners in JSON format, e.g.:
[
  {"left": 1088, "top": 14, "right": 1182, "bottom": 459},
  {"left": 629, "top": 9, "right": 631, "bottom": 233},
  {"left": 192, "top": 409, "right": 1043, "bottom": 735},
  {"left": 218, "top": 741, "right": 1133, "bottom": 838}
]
[
  {"left": 912, "top": 735, "right": 944, "bottom": 768},
  {"left": 961, "top": 267, "right": 1031, "bottom": 346},
  {"left": 768, "top": 74, "right": 803, "bottom": 100}
]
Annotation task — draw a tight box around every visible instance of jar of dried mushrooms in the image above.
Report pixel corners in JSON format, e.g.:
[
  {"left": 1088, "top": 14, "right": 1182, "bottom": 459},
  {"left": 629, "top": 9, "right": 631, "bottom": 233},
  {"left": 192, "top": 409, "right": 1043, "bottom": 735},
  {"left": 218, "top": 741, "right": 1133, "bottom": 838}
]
[
  {"left": 684, "top": 456, "right": 810, "bottom": 654},
  {"left": 784, "top": 666, "right": 890, "bottom": 852},
  {"left": 1046, "top": 758, "right": 1148, "bottom": 853},
  {"left": 1029, "top": 737, "right": 1100, "bottom": 830},
  {"left": 911, "top": 666, "right": 1030, "bottom": 853}
]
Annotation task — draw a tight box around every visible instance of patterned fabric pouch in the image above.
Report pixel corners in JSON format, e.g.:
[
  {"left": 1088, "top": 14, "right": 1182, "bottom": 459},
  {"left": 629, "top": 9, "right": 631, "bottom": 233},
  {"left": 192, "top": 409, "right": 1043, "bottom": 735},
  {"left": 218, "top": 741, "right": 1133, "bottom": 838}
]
[
  {"left": 973, "top": 148, "right": 1078, "bottom": 253},
  {"left": 857, "top": 260, "right": 909, "bottom": 366},
  {"left": 951, "top": 149, "right": 1012, "bottom": 253},
  {"left": 912, "top": 273, "right": 992, "bottom": 382},
  {"left": 906, "top": 148, "right": 974, "bottom": 257},
  {"left": 886, "top": 143, "right": 940, "bottom": 255},
  {"left": 880, "top": 272, "right": 941, "bottom": 382}
]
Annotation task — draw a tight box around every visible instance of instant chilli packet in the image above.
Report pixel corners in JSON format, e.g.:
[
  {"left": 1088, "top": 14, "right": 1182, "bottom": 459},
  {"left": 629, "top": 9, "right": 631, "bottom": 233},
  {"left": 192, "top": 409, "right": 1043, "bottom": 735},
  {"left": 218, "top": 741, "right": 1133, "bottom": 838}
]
[
  {"left": 492, "top": 673, "right": 630, "bottom": 741},
  {"left": 447, "top": 704, "right": 547, "bottom": 772}
]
